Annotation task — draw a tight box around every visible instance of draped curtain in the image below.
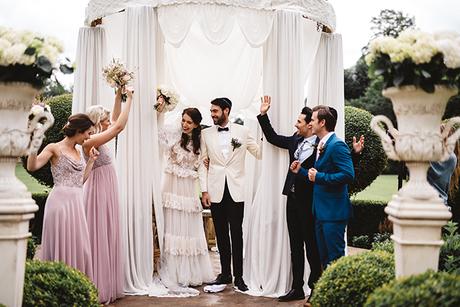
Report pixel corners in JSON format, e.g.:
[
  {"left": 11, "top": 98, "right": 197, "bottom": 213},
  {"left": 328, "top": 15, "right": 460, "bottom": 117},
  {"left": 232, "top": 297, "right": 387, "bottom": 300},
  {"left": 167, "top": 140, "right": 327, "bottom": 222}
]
[
  {"left": 115, "top": 6, "right": 163, "bottom": 294},
  {"left": 72, "top": 26, "right": 113, "bottom": 114},
  {"left": 243, "top": 12, "right": 322, "bottom": 297},
  {"left": 307, "top": 32, "right": 345, "bottom": 138}
]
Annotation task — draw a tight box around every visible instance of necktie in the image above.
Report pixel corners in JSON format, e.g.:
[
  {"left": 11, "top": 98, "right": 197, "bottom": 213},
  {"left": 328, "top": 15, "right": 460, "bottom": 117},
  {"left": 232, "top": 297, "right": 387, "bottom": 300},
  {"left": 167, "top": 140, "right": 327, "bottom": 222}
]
[{"left": 217, "top": 127, "right": 229, "bottom": 132}]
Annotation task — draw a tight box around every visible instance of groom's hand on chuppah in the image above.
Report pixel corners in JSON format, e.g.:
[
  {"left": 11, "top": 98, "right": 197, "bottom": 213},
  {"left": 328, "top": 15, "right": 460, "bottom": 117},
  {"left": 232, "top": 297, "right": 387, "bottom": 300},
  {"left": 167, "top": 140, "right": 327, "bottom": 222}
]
[
  {"left": 290, "top": 160, "right": 301, "bottom": 173},
  {"left": 259, "top": 95, "right": 271, "bottom": 115},
  {"left": 201, "top": 192, "right": 211, "bottom": 208}
]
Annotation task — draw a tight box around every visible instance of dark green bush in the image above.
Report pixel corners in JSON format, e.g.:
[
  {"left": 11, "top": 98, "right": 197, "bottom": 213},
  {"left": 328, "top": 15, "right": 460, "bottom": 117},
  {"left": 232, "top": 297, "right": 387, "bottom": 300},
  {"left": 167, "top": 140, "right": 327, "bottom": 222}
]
[
  {"left": 345, "top": 106, "right": 387, "bottom": 194},
  {"left": 439, "top": 221, "right": 460, "bottom": 274},
  {"left": 371, "top": 239, "right": 394, "bottom": 254},
  {"left": 29, "top": 192, "right": 49, "bottom": 243},
  {"left": 27, "top": 236, "right": 38, "bottom": 260},
  {"left": 311, "top": 251, "right": 394, "bottom": 307},
  {"left": 23, "top": 94, "right": 73, "bottom": 187},
  {"left": 23, "top": 260, "right": 99, "bottom": 307},
  {"left": 351, "top": 232, "right": 392, "bottom": 249},
  {"left": 348, "top": 199, "right": 387, "bottom": 239},
  {"left": 365, "top": 270, "right": 460, "bottom": 307}
]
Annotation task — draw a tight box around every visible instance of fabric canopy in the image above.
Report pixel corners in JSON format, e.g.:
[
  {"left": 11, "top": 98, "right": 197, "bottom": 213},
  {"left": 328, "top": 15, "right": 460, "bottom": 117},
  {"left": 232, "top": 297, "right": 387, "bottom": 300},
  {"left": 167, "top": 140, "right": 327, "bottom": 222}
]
[
  {"left": 85, "top": 0, "right": 336, "bottom": 32},
  {"left": 73, "top": 1, "right": 344, "bottom": 298}
]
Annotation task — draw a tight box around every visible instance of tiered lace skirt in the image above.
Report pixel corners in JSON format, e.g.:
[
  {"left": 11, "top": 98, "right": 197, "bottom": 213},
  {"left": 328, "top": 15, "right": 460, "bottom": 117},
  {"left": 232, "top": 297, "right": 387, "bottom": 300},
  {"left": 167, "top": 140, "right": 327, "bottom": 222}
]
[{"left": 160, "top": 172, "right": 214, "bottom": 287}]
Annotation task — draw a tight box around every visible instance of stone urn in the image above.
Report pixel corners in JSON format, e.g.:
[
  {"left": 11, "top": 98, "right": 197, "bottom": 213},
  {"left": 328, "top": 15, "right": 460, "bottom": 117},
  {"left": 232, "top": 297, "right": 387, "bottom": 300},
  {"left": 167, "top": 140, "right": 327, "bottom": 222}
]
[
  {"left": 371, "top": 85, "right": 460, "bottom": 277},
  {"left": 0, "top": 82, "right": 54, "bottom": 307}
]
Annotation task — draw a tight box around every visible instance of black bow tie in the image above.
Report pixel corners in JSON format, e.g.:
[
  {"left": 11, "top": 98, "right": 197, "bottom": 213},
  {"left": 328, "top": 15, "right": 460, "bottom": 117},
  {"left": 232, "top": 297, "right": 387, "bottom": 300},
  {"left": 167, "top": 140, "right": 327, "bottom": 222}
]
[{"left": 217, "top": 127, "right": 229, "bottom": 132}]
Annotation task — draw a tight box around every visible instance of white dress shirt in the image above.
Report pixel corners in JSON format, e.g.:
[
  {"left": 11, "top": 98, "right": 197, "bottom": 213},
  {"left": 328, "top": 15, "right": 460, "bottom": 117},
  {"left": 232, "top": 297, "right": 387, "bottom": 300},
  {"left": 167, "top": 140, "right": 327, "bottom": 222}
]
[
  {"left": 295, "top": 135, "right": 317, "bottom": 163},
  {"left": 217, "top": 125, "right": 231, "bottom": 160}
]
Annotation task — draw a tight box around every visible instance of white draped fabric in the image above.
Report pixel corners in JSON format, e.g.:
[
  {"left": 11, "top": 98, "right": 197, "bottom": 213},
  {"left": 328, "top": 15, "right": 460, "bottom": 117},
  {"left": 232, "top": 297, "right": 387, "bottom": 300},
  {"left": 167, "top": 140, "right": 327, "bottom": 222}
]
[
  {"left": 115, "top": 7, "right": 163, "bottom": 294},
  {"left": 243, "top": 12, "right": 321, "bottom": 297},
  {"left": 307, "top": 32, "right": 345, "bottom": 138},
  {"left": 72, "top": 27, "right": 113, "bottom": 114},
  {"left": 73, "top": 0, "right": 343, "bottom": 299},
  {"left": 85, "top": 0, "right": 336, "bottom": 32}
]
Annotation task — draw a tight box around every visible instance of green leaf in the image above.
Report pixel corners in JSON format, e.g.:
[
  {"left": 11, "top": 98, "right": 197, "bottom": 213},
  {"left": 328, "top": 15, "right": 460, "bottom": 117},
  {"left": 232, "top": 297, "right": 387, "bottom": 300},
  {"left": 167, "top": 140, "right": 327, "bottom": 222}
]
[
  {"left": 59, "top": 64, "right": 74, "bottom": 74},
  {"left": 24, "top": 47, "right": 36, "bottom": 56},
  {"left": 421, "top": 70, "right": 431, "bottom": 78},
  {"left": 374, "top": 68, "right": 386, "bottom": 76},
  {"left": 36, "top": 56, "right": 53, "bottom": 73},
  {"left": 393, "top": 74, "right": 405, "bottom": 86}
]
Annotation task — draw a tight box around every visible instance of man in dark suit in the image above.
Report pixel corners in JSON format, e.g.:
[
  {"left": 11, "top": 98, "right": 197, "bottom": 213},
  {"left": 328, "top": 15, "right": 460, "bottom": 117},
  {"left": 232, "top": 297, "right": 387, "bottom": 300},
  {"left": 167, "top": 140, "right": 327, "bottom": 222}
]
[
  {"left": 292, "top": 105, "right": 355, "bottom": 269},
  {"left": 257, "top": 98, "right": 363, "bottom": 302}
]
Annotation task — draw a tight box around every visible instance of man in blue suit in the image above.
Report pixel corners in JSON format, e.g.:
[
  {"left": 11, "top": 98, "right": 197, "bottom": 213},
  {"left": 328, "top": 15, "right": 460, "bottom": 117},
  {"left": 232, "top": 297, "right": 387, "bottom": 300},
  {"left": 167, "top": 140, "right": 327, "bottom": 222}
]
[{"left": 291, "top": 105, "right": 354, "bottom": 268}]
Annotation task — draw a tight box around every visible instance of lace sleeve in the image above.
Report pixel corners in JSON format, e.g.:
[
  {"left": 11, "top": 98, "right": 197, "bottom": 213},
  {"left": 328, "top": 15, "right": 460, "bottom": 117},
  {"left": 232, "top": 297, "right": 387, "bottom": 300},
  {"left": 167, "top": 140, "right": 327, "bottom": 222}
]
[{"left": 158, "top": 124, "right": 182, "bottom": 149}]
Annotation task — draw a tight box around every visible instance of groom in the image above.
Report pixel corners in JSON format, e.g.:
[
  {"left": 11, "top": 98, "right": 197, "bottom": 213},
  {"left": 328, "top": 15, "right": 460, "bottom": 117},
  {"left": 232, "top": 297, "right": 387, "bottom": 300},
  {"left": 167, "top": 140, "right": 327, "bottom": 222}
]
[{"left": 200, "top": 97, "right": 262, "bottom": 292}]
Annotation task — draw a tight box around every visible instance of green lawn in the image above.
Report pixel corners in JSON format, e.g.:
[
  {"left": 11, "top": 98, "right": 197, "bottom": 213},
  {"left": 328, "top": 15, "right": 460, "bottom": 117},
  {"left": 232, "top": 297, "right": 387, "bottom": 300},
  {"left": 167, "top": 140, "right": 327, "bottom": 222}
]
[
  {"left": 353, "top": 175, "right": 399, "bottom": 202},
  {"left": 15, "top": 163, "right": 49, "bottom": 194}
]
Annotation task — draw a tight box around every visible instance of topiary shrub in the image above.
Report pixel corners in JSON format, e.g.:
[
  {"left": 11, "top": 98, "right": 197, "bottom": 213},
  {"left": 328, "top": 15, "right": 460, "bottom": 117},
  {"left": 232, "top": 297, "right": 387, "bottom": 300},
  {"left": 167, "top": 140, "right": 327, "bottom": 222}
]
[
  {"left": 348, "top": 200, "right": 387, "bottom": 239},
  {"left": 27, "top": 236, "right": 38, "bottom": 260},
  {"left": 23, "top": 94, "right": 72, "bottom": 187},
  {"left": 311, "top": 251, "right": 395, "bottom": 307},
  {"left": 345, "top": 106, "right": 387, "bottom": 194},
  {"left": 23, "top": 260, "right": 99, "bottom": 307},
  {"left": 365, "top": 270, "right": 460, "bottom": 307},
  {"left": 29, "top": 192, "right": 49, "bottom": 243}
]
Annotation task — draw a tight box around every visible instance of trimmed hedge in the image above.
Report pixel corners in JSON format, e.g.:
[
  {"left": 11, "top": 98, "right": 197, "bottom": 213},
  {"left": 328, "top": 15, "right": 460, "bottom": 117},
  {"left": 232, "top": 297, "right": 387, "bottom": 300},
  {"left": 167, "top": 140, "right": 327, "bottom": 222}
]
[
  {"left": 29, "top": 192, "right": 49, "bottom": 243},
  {"left": 345, "top": 106, "right": 387, "bottom": 194},
  {"left": 365, "top": 270, "right": 460, "bottom": 307},
  {"left": 27, "top": 236, "right": 38, "bottom": 260},
  {"left": 311, "top": 251, "right": 395, "bottom": 307},
  {"left": 348, "top": 199, "right": 387, "bottom": 239},
  {"left": 23, "top": 260, "right": 99, "bottom": 307},
  {"left": 24, "top": 93, "right": 73, "bottom": 187}
]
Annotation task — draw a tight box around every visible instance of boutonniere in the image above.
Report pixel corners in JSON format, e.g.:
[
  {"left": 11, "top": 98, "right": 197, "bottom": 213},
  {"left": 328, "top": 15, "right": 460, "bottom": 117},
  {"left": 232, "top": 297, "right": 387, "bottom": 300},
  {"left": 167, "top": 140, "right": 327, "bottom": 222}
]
[
  {"left": 318, "top": 144, "right": 327, "bottom": 156},
  {"left": 231, "top": 138, "right": 242, "bottom": 151}
]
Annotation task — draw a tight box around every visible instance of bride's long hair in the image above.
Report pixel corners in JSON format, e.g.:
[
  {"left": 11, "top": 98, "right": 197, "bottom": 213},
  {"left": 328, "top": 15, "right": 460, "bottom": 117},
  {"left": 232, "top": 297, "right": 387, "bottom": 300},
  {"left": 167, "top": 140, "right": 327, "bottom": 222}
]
[{"left": 180, "top": 108, "right": 202, "bottom": 155}]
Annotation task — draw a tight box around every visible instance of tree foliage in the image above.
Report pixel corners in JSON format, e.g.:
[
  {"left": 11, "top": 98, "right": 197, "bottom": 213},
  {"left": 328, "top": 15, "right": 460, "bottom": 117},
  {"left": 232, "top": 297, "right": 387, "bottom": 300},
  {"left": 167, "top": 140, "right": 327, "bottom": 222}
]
[
  {"left": 370, "top": 9, "right": 415, "bottom": 39},
  {"left": 345, "top": 56, "right": 370, "bottom": 100}
]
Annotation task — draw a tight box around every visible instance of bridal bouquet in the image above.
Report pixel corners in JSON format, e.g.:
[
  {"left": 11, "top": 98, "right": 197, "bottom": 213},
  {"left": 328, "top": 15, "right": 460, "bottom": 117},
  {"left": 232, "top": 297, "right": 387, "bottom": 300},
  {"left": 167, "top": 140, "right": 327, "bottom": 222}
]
[
  {"left": 0, "top": 27, "right": 73, "bottom": 88},
  {"left": 155, "top": 86, "right": 179, "bottom": 113},
  {"left": 102, "top": 58, "right": 134, "bottom": 101},
  {"left": 365, "top": 30, "right": 460, "bottom": 93}
]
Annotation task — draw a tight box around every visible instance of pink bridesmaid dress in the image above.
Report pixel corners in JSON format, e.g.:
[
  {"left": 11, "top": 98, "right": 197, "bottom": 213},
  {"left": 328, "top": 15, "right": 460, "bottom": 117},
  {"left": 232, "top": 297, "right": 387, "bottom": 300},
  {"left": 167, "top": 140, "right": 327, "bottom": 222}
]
[
  {"left": 84, "top": 144, "right": 123, "bottom": 304},
  {"left": 40, "top": 150, "right": 93, "bottom": 280}
]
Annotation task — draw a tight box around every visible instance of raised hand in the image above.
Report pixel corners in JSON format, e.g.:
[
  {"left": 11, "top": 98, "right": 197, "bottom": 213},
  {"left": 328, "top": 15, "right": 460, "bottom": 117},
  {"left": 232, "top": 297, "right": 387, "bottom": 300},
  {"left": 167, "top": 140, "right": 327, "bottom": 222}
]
[
  {"left": 290, "top": 160, "right": 301, "bottom": 173},
  {"left": 203, "top": 157, "right": 210, "bottom": 170},
  {"left": 89, "top": 147, "right": 100, "bottom": 161},
  {"left": 156, "top": 94, "right": 166, "bottom": 112},
  {"left": 352, "top": 135, "right": 365, "bottom": 154},
  {"left": 260, "top": 95, "right": 271, "bottom": 115}
]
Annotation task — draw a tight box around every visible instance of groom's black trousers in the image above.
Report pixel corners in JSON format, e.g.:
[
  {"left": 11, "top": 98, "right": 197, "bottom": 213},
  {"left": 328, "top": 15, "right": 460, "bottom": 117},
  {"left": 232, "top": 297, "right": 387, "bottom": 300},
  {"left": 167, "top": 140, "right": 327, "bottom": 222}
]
[{"left": 210, "top": 182, "right": 244, "bottom": 278}]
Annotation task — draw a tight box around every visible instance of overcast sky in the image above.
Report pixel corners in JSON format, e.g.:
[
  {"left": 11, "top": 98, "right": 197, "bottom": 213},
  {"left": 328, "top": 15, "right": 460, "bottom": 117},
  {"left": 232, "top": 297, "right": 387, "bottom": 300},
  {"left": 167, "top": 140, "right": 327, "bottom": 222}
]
[{"left": 0, "top": 0, "right": 459, "bottom": 74}]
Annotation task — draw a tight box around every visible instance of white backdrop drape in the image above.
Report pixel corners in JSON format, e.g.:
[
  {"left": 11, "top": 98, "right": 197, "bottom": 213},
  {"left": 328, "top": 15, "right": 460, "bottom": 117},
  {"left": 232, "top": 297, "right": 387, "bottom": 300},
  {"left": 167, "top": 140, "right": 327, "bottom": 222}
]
[
  {"left": 116, "top": 7, "right": 163, "bottom": 294},
  {"left": 72, "top": 27, "right": 113, "bottom": 114},
  {"left": 243, "top": 12, "right": 321, "bottom": 297},
  {"left": 307, "top": 32, "right": 345, "bottom": 138}
]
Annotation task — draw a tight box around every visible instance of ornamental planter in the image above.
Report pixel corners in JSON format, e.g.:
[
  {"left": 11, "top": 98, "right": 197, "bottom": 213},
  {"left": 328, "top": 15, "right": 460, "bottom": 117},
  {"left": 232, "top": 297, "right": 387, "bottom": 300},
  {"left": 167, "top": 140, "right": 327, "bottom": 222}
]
[
  {"left": 371, "top": 85, "right": 460, "bottom": 278},
  {"left": 0, "top": 82, "right": 54, "bottom": 307}
]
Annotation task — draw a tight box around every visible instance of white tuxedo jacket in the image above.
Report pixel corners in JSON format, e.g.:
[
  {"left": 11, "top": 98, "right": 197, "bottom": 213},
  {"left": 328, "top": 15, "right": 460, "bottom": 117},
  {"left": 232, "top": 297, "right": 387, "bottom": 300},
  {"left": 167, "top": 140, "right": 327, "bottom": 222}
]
[{"left": 199, "top": 123, "right": 262, "bottom": 203}]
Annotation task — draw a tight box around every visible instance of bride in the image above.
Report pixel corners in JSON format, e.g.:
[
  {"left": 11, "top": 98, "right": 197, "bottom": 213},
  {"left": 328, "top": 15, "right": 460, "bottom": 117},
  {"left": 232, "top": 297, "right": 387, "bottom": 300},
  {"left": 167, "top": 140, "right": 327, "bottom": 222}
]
[{"left": 152, "top": 101, "right": 214, "bottom": 296}]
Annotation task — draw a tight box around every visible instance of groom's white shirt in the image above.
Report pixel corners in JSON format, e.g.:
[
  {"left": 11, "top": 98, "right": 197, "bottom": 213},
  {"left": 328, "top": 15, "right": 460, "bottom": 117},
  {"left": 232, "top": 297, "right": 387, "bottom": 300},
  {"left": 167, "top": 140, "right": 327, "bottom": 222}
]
[{"left": 199, "top": 122, "right": 262, "bottom": 203}]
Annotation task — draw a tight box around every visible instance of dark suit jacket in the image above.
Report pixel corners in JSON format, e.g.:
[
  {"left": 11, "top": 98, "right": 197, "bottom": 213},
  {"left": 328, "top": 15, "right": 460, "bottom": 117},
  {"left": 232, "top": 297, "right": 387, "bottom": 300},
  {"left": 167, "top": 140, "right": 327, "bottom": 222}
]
[
  {"left": 257, "top": 114, "right": 316, "bottom": 201},
  {"left": 300, "top": 133, "right": 355, "bottom": 221}
]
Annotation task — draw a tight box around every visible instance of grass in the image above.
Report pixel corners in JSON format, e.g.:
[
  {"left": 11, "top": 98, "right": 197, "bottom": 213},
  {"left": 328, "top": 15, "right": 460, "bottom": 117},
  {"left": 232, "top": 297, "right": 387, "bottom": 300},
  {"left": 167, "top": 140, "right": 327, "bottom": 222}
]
[
  {"left": 15, "top": 163, "right": 49, "bottom": 194},
  {"left": 353, "top": 175, "right": 399, "bottom": 202}
]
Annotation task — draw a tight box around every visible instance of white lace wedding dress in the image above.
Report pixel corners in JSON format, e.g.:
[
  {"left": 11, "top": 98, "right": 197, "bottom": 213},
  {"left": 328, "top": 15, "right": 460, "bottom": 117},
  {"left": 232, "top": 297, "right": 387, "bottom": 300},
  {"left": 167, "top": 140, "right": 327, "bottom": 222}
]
[{"left": 149, "top": 127, "right": 214, "bottom": 297}]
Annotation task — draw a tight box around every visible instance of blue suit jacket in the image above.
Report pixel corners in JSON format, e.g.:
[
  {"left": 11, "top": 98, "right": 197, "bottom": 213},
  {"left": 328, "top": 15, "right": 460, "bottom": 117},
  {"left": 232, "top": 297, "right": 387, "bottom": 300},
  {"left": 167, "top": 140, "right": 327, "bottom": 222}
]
[{"left": 300, "top": 133, "right": 355, "bottom": 221}]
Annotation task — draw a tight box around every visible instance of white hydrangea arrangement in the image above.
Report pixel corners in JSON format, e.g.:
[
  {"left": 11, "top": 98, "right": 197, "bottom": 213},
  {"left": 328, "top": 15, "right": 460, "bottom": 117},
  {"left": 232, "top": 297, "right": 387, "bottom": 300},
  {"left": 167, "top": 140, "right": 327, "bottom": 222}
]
[
  {"left": 28, "top": 102, "right": 52, "bottom": 127},
  {"left": 365, "top": 30, "right": 460, "bottom": 93},
  {"left": 155, "top": 86, "right": 179, "bottom": 113},
  {"left": 0, "top": 26, "right": 72, "bottom": 88}
]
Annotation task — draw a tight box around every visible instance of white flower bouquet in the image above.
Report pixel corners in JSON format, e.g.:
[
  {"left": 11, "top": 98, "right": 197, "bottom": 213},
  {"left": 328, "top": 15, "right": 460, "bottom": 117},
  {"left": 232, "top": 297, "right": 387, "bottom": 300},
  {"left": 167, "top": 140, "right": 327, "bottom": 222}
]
[
  {"left": 365, "top": 30, "right": 460, "bottom": 93},
  {"left": 0, "top": 27, "right": 72, "bottom": 88},
  {"left": 102, "top": 58, "right": 134, "bottom": 102},
  {"left": 155, "top": 86, "right": 179, "bottom": 113},
  {"left": 28, "top": 101, "right": 52, "bottom": 126}
]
